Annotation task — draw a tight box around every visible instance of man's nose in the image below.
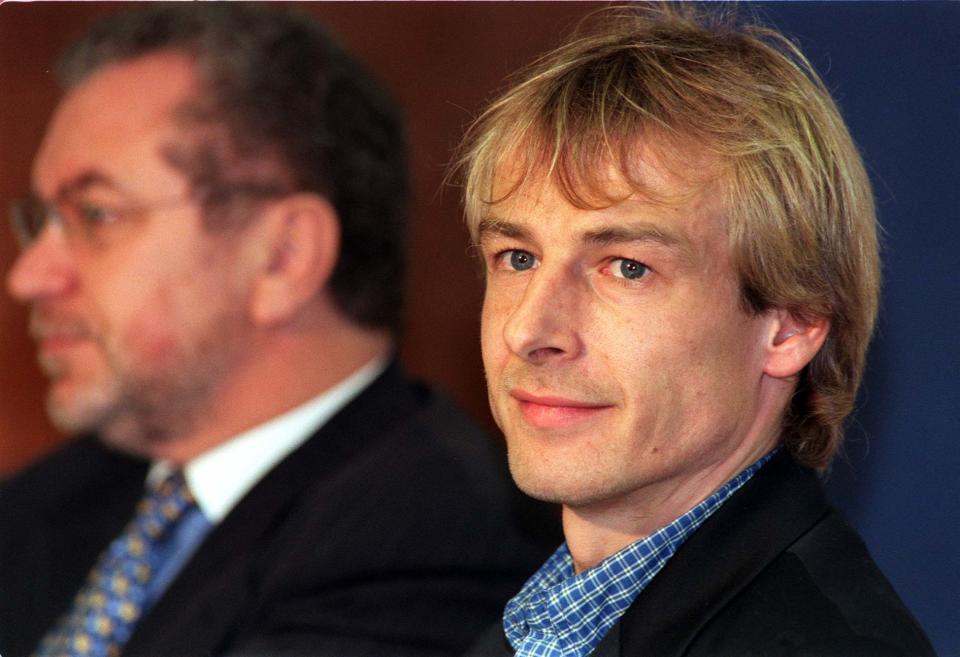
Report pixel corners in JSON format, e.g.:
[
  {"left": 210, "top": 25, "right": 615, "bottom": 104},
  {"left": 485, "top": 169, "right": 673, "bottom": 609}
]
[
  {"left": 502, "top": 264, "right": 585, "bottom": 364},
  {"left": 6, "top": 227, "right": 79, "bottom": 303}
]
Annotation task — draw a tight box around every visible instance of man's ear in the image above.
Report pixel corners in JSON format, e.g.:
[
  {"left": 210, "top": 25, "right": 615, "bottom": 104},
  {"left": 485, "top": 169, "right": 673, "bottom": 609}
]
[
  {"left": 246, "top": 193, "right": 340, "bottom": 326},
  {"left": 762, "top": 308, "right": 830, "bottom": 379}
]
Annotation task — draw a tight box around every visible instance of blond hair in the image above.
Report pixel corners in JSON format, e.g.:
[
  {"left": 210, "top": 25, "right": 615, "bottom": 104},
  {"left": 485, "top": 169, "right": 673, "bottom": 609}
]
[{"left": 457, "top": 5, "right": 879, "bottom": 470}]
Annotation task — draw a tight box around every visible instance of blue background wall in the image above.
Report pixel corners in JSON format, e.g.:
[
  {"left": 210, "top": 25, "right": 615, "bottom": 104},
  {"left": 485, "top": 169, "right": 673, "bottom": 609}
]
[{"left": 759, "top": 3, "right": 959, "bottom": 654}]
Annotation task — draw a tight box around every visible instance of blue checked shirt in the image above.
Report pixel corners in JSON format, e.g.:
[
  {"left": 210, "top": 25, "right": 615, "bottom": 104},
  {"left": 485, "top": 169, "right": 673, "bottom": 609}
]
[{"left": 503, "top": 450, "right": 776, "bottom": 657}]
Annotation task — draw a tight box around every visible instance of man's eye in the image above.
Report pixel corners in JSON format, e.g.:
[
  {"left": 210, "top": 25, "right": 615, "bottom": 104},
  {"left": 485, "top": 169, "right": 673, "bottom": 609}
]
[
  {"left": 610, "top": 258, "right": 649, "bottom": 280},
  {"left": 496, "top": 249, "right": 538, "bottom": 272},
  {"left": 74, "top": 202, "right": 120, "bottom": 226}
]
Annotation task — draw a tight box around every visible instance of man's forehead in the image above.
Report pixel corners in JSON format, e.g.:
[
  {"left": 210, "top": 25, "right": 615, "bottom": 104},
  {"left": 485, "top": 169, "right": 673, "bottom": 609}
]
[
  {"left": 488, "top": 137, "right": 720, "bottom": 211},
  {"left": 480, "top": 193, "right": 697, "bottom": 250},
  {"left": 486, "top": 152, "right": 723, "bottom": 226},
  {"left": 34, "top": 51, "right": 201, "bottom": 197},
  {"left": 57, "top": 51, "right": 199, "bottom": 121},
  {"left": 477, "top": 152, "right": 734, "bottom": 275}
]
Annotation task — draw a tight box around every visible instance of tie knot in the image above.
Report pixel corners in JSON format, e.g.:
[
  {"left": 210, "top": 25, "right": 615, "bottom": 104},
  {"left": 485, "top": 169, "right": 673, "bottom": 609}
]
[{"left": 136, "top": 470, "right": 195, "bottom": 540}]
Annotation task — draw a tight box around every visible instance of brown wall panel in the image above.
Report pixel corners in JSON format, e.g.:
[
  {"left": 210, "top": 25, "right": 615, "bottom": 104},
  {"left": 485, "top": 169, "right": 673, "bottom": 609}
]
[{"left": 0, "top": 2, "right": 597, "bottom": 475}]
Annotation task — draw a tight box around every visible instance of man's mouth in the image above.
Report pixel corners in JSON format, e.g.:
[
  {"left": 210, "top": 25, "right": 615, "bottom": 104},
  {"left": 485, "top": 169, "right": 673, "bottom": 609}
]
[
  {"left": 36, "top": 333, "right": 89, "bottom": 354},
  {"left": 510, "top": 390, "right": 615, "bottom": 429},
  {"left": 30, "top": 316, "right": 94, "bottom": 356}
]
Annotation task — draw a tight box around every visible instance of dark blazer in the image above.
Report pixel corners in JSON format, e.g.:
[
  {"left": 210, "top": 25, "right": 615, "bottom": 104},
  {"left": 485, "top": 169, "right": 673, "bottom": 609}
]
[
  {"left": 467, "top": 451, "right": 935, "bottom": 657},
  {"left": 0, "top": 364, "right": 559, "bottom": 657}
]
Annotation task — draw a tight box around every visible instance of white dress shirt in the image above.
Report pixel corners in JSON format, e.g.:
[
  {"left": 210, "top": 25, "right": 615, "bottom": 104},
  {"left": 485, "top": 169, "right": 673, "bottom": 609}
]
[{"left": 142, "top": 355, "right": 388, "bottom": 604}]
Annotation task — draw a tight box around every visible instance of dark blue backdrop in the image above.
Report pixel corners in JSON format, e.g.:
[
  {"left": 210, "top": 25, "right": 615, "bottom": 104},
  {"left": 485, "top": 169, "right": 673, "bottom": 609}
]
[{"left": 757, "top": 3, "right": 959, "bottom": 655}]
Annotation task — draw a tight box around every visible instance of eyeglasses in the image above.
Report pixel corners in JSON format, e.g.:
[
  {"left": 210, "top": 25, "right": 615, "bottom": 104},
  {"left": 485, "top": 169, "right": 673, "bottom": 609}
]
[
  {"left": 9, "top": 193, "right": 193, "bottom": 249},
  {"left": 9, "top": 183, "right": 291, "bottom": 249}
]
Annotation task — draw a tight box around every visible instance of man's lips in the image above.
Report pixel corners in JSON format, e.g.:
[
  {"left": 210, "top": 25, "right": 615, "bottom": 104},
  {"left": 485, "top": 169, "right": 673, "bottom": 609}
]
[
  {"left": 510, "top": 390, "right": 614, "bottom": 429},
  {"left": 36, "top": 334, "right": 89, "bottom": 353},
  {"left": 31, "top": 323, "right": 94, "bottom": 355}
]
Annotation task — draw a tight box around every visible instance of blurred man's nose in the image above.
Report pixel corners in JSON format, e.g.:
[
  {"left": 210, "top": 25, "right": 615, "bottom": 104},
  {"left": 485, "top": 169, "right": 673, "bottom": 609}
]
[{"left": 7, "top": 226, "right": 79, "bottom": 303}]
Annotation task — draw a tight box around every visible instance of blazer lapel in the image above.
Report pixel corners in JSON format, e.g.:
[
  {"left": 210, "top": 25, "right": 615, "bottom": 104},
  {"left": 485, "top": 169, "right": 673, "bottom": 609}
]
[
  {"left": 1, "top": 437, "right": 148, "bottom": 657},
  {"left": 591, "top": 621, "right": 621, "bottom": 657},
  {"left": 615, "top": 451, "right": 830, "bottom": 657},
  {"left": 124, "top": 363, "right": 420, "bottom": 656},
  {"left": 463, "top": 624, "right": 514, "bottom": 657},
  {"left": 464, "top": 622, "right": 620, "bottom": 657}
]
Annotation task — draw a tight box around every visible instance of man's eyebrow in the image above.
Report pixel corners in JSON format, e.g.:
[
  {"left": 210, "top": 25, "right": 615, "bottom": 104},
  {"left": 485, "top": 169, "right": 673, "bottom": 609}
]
[
  {"left": 477, "top": 216, "right": 695, "bottom": 261},
  {"left": 477, "top": 216, "right": 530, "bottom": 241},
  {"left": 44, "top": 170, "right": 122, "bottom": 201},
  {"left": 583, "top": 222, "right": 692, "bottom": 254}
]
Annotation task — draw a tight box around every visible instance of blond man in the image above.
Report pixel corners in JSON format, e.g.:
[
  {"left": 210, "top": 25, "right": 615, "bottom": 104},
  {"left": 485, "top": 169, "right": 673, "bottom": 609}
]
[{"left": 458, "top": 6, "right": 935, "bottom": 657}]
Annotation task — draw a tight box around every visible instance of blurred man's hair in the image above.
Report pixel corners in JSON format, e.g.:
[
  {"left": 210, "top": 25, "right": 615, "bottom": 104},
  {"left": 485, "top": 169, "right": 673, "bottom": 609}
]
[{"left": 61, "top": 4, "right": 408, "bottom": 333}]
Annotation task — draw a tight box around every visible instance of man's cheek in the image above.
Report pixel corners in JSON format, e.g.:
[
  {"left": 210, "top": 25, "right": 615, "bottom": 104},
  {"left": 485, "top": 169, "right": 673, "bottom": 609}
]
[{"left": 115, "top": 290, "right": 183, "bottom": 370}]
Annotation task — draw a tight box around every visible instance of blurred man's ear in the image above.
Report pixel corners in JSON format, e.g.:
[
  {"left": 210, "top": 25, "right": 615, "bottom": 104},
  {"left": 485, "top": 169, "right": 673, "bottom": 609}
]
[
  {"left": 245, "top": 193, "right": 341, "bottom": 326},
  {"left": 762, "top": 309, "right": 830, "bottom": 379}
]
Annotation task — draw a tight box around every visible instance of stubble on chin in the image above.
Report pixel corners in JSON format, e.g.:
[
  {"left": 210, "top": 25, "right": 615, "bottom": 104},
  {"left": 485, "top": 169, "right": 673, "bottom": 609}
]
[
  {"left": 42, "top": 353, "right": 122, "bottom": 437},
  {"left": 43, "top": 372, "right": 164, "bottom": 460},
  {"left": 39, "top": 339, "right": 182, "bottom": 457},
  {"left": 500, "top": 415, "right": 613, "bottom": 509},
  {"left": 45, "top": 360, "right": 210, "bottom": 458},
  {"left": 97, "top": 309, "right": 248, "bottom": 458},
  {"left": 506, "top": 441, "right": 618, "bottom": 509}
]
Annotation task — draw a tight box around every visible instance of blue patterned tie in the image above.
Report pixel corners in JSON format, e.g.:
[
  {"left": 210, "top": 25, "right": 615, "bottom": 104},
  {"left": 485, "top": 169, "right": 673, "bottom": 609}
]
[{"left": 34, "top": 470, "right": 196, "bottom": 657}]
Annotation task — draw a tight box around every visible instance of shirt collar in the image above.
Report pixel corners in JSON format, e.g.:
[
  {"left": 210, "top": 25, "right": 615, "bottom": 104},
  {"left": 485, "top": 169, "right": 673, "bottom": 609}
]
[
  {"left": 503, "top": 449, "right": 776, "bottom": 656},
  {"left": 148, "top": 355, "right": 388, "bottom": 523}
]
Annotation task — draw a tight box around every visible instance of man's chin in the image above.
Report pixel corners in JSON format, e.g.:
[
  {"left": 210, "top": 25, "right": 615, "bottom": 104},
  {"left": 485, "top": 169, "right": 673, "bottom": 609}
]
[
  {"left": 96, "top": 429, "right": 160, "bottom": 459},
  {"left": 508, "top": 449, "right": 638, "bottom": 509},
  {"left": 510, "top": 465, "right": 598, "bottom": 507},
  {"left": 46, "top": 397, "right": 102, "bottom": 437},
  {"left": 45, "top": 390, "right": 154, "bottom": 457}
]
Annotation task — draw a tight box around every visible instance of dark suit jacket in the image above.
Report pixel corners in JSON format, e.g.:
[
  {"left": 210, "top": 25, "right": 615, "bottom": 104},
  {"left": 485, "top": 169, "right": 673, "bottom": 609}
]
[
  {"left": 467, "top": 451, "right": 935, "bottom": 657},
  {"left": 0, "top": 364, "right": 559, "bottom": 657}
]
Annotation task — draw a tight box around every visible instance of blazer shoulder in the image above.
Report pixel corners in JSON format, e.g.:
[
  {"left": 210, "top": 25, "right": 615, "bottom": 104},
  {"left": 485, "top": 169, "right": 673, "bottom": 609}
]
[
  {"left": 1, "top": 435, "right": 146, "bottom": 513},
  {"left": 461, "top": 622, "right": 513, "bottom": 657},
  {"left": 689, "top": 510, "right": 937, "bottom": 657},
  {"left": 787, "top": 511, "right": 935, "bottom": 655},
  {"left": 617, "top": 453, "right": 935, "bottom": 657},
  {"left": 279, "top": 376, "right": 560, "bottom": 562}
]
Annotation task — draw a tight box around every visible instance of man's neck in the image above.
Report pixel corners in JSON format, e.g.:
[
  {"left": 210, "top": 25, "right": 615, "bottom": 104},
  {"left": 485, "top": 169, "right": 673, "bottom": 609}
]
[
  {"left": 144, "top": 325, "right": 392, "bottom": 464},
  {"left": 561, "top": 435, "right": 777, "bottom": 574}
]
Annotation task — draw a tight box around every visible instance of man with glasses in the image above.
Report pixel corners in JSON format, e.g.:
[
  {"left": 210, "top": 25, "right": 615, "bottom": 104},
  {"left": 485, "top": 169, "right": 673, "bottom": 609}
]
[{"left": 0, "top": 6, "right": 554, "bottom": 657}]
